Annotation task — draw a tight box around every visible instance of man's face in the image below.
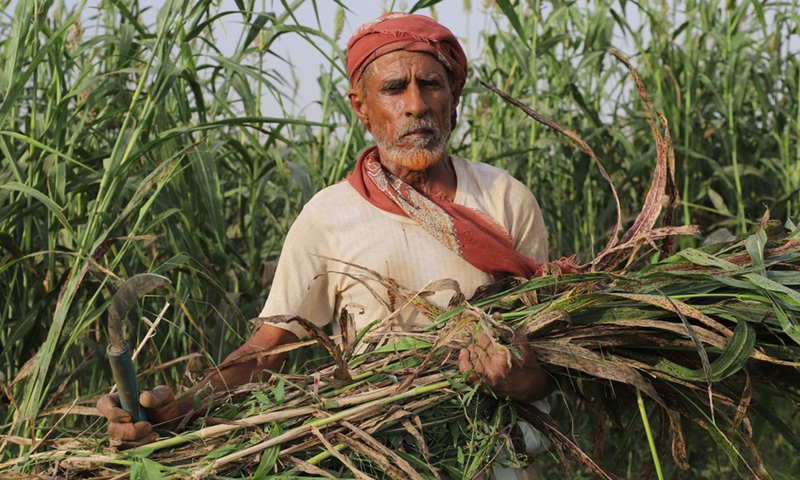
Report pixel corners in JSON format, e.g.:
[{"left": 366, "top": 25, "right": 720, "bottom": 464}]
[{"left": 349, "top": 50, "right": 458, "bottom": 171}]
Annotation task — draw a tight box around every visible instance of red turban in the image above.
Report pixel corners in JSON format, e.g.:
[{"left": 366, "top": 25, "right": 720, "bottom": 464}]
[{"left": 345, "top": 12, "right": 468, "bottom": 98}]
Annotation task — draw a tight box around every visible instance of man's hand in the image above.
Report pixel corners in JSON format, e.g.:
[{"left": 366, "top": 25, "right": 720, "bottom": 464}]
[
  {"left": 96, "top": 325, "right": 297, "bottom": 449},
  {"left": 458, "top": 329, "right": 553, "bottom": 403},
  {"left": 96, "top": 385, "right": 180, "bottom": 449}
]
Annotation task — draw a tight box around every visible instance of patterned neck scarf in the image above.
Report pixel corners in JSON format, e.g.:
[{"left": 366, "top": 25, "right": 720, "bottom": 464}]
[{"left": 347, "top": 146, "right": 547, "bottom": 278}]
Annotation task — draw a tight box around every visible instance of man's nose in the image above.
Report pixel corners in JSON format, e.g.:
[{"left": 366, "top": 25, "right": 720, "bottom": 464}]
[{"left": 404, "top": 84, "right": 429, "bottom": 118}]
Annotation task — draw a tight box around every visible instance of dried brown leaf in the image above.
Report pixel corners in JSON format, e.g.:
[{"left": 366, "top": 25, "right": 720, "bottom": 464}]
[
  {"left": 310, "top": 426, "right": 371, "bottom": 480},
  {"left": 401, "top": 416, "right": 441, "bottom": 480},
  {"left": 320, "top": 256, "right": 443, "bottom": 318},
  {"left": 338, "top": 307, "right": 357, "bottom": 364},
  {"left": 479, "top": 79, "right": 623, "bottom": 259},
  {"left": 342, "top": 420, "right": 426, "bottom": 480},
  {"left": 658, "top": 112, "right": 680, "bottom": 260},
  {"left": 535, "top": 341, "right": 666, "bottom": 408},
  {"left": 518, "top": 309, "right": 571, "bottom": 336},
  {"left": 253, "top": 315, "right": 351, "bottom": 381},
  {"left": 592, "top": 404, "right": 605, "bottom": 463},
  {"left": 280, "top": 456, "right": 337, "bottom": 478},
  {"left": 733, "top": 372, "right": 752, "bottom": 431},
  {"left": 610, "top": 293, "right": 733, "bottom": 337}
]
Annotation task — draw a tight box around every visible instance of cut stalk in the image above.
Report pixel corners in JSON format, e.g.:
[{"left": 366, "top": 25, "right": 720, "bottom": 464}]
[{"left": 195, "top": 380, "right": 451, "bottom": 476}]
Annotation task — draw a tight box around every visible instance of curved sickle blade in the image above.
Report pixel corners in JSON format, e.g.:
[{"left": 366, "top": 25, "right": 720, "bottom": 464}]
[
  {"left": 107, "top": 273, "right": 171, "bottom": 422},
  {"left": 108, "top": 273, "right": 171, "bottom": 353}
]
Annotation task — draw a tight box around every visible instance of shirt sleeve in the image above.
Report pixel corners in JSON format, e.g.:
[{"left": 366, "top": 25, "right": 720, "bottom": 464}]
[
  {"left": 506, "top": 178, "right": 549, "bottom": 264},
  {"left": 258, "top": 206, "right": 338, "bottom": 339}
]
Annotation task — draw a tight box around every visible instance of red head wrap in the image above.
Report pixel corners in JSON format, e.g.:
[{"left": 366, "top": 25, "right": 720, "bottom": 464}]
[{"left": 345, "top": 12, "right": 468, "bottom": 98}]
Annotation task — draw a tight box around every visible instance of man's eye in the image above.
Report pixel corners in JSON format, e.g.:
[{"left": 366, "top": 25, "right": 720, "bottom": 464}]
[{"left": 382, "top": 83, "right": 406, "bottom": 93}]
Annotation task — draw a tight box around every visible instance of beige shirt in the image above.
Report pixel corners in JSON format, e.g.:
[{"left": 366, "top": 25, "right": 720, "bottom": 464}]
[
  {"left": 260, "top": 156, "right": 548, "bottom": 339},
  {"left": 261, "top": 156, "right": 551, "bottom": 477}
]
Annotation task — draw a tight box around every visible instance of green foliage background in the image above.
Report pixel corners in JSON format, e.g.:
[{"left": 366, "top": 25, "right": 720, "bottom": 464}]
[{"left": 0, "top": 0, "right": 797, "bottom": 477}]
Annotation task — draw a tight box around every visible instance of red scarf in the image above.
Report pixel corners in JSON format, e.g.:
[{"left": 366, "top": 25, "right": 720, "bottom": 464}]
[{"left": 347, "top": 147, "right": 552, "bottom": 278}]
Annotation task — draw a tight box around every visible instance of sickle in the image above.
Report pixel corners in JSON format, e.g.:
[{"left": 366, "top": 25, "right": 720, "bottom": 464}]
[{"left": 107, "top": 273, "right": 171, "bottom": 422}]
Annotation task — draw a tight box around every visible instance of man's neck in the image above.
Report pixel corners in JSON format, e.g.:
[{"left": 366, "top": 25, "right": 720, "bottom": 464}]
[{"left": 380, "top": 152, "right": 457, "bottom": 202}]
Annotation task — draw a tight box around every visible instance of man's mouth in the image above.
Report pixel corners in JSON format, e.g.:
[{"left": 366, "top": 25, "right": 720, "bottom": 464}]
[
  {"left": 403, "top": 128, "right": 434, "bottom": 137},
  {"left": 400, "top": 127, "right": 436, "bottom": 140}
]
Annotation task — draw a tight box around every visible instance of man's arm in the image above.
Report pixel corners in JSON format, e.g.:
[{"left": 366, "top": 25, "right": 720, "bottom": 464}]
[
  {"left": 97, "top": 324, "right": 298, "bottom": 448},
  {"left": 174, "top": 324, "right": 298, "bottom": 413}
]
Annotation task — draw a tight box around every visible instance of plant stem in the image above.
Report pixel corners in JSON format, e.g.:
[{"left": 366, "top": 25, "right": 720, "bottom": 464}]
[{"left": 637, "top": 389, "right": 664, "bottom": 480}]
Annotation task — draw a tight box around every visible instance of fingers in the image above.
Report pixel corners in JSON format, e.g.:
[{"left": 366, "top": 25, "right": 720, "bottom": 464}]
[
  {"left": 140, "top": 385, "right": 175, "bottom": 409},
  {"left": 98, "top": 387, "right": 176, "bottom": 449},
  {"left": 457, "top": 328, "right": 544, "bottom": 402},
  {"left": 117, "top": 431, "right": 159, "bottom": 450},
  {"left": 458, "top": 345, "right": 486, "bottom": 385},
  {"left": 140, "top": 385, "right": 180, "bottom": 427},
  {"left": 107, "top": 420, "right": 156, "bottom": 443},
  {"left": 474, "top": 332, "right": 493, "bottom": 350},
  {"left": 96, "top": 393, "right": 132, "bottom": 423},
  {"left": 458, "top": 348, "right": 477, "bottom": 375},
  {"left": 458, "top": 333, "right": 494, "bottom": 372},
  {"left": 493, "top": 324, "right": 515, "bottom": 344}
]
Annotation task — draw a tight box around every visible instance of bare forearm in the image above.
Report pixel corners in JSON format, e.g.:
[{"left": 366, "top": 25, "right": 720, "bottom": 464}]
[
  {"left": 511, "top": 365, "right": 555, "bottom": 403},
  {"left": 176, "top": 325, "right": 297, "bottom": 416},
  {"left": 175, "top": 352, "right": 286, "bottom": 414}
]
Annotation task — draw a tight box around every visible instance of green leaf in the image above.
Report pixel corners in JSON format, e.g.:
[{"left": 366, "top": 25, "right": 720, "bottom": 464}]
[
  {"left": 654, "top": 321, "right": 755, "bottom": 382},
  {"left": 243, "top": 13, "right": 273, "bottom": 50},
  {"left": 189, "top": 145, "right": 225, "bottom": 245},
  {"left": 130, "top": 457, "right": 165, "bottom": 480},
  {"left": 768, "top": 297, "right": 800, "bottom": 346},
  {"left": 745, "top": 273, "right": 800, "bottom": 307},
  {"left": 370, "top": 337, "right": 432, "bottom": 354},
  {"left": 750, "top": 401, "right": 800, "bottom": 451},
  {"left": 677, "top": 248, "right": 738, "bottom": 271},
  {"left": 252, "top": 425, "right": 283, "bottom": 478},
  {"left": 494, "top": 0, "right": 527, "bottom": 44},
  {"left": 706, "top": 188, "right": 733, "bottom": 216},
  {"left": 708, "top": 320, "right": 756, "bottom": 381},
  {"left": 1, "top": 0, "right": 33, "bottom": 94},
  {"left": 252, "top": 391, "right": 273, "bottom": 407},
  {"left": 409, "top": 0, "right": 446, "bottom": 12},
  {"left": 119, "top": 148, "right": 185, "bottom": 223},
  {"left": 745, "top": 229, "right": 767, "bottom": 274},
  {"left": 203, "top": 443, "right": 240, "bottom": 460},
  {"left": 272, "top": 376, "right": 286, "bottom": 404},
  {"left": 0, "top": 182, "right": 76, "bottom": 239}
]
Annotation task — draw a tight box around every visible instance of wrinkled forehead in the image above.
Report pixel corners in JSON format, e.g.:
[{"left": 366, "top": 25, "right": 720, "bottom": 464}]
[{"left": 363, "top": 50, "right": 451, "bottom": 84}]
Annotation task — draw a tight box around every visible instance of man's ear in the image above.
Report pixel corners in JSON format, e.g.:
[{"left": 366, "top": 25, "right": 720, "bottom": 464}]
[
  {"left": 449, "top": 86, "right": 461, "bottom": 125},
  {"left": 450, "top": 86, "right": 461, "bottom": 112},
  {"left": 348, "top": 88, "right": 371, "bottom": 132}
]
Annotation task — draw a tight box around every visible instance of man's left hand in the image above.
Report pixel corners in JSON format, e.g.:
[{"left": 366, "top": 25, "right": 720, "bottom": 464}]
[{"left": 458, "top": 328, "right": 553, "bottom": 403}]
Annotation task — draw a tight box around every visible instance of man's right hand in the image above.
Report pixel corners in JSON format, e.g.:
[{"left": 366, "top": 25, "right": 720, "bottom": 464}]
[
  {"left": 95, "top": 325, "right": 297, "bottom": 449},
  {"left": 96, "top": 385, "right": 180, "bottom": 449}
]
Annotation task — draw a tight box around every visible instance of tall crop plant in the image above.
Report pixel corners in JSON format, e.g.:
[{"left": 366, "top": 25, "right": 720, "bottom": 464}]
[
  {"left": 459, "top": 0, "right": 800, "bottom": 259},
  {"left": 0, "top": 0, "right": 361, "bottom": 452}
]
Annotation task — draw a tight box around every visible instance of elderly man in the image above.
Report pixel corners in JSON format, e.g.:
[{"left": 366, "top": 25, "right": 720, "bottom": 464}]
[{"left": 99, "top": 12, "right": 556, "bottom": 478}]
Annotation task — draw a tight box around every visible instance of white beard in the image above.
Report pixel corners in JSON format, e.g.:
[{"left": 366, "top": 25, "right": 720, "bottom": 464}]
[{"left": 372, "top": 114, "right": 452, "bottom": 171}]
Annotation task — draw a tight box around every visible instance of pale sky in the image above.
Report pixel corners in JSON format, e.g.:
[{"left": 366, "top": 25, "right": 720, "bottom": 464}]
[
  {"left": 257, "top": 0, "right": 494, "bottom": 118},
  {"left": 42, "top": 0, "right": 496, "bottom": 120}
]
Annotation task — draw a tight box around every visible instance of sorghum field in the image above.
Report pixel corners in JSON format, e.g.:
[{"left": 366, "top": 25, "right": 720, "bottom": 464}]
[{"left": 1, "top": 0, "right": 798, "bottom": 478}]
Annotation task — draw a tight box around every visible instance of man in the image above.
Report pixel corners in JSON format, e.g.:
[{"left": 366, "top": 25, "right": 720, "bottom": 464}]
[{"left": 99, "top": 12, "right": 558, "bottom": 478}]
